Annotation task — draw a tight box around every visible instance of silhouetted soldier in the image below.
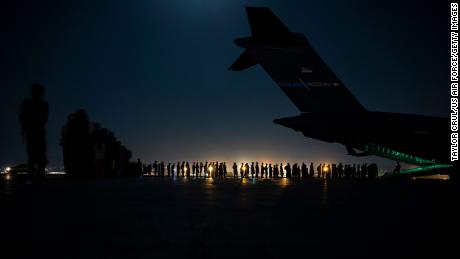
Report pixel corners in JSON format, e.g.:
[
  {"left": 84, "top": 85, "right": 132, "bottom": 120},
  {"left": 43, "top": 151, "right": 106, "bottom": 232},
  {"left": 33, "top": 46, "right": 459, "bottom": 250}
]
[
  {"left": 280, "top": 163, "right": 284, "bottom": 178},
  {"left": 251, "top": 162, "right": 255, "bottom": 178},
  {"left": 255, "top": 162, "right": 259, "bottom": 178},
  {"left": 268, "top": 164, "right": 273, "bottom": 178},
  {"left": 20, "top": 83, "right": 49, "bottom": 178}
]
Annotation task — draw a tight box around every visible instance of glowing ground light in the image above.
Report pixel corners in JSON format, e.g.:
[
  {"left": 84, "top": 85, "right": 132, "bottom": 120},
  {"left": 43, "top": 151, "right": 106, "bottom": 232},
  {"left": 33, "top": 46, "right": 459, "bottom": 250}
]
[
  {"left": 322, "top": 165, "right": 329, "bottom": 172},
  {"left": 279, "top": 178, "right": 290, "bottom": 188}
]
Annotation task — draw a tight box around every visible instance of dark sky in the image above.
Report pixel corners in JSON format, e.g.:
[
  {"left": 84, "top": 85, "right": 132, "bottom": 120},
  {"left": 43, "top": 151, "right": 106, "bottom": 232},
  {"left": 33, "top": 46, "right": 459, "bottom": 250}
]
[{"left": 0, "top": 0, "right": 450, "bottom": 170}]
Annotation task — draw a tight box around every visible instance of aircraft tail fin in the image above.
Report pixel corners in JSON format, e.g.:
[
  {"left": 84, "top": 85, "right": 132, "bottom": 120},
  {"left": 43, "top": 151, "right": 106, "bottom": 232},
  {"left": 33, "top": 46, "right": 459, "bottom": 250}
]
[
  {"left": 246, "top": 7, "right": 296, "bottom": 43},
  {"left": 231, "top": 7, "right": 367, "bottom": 113}
]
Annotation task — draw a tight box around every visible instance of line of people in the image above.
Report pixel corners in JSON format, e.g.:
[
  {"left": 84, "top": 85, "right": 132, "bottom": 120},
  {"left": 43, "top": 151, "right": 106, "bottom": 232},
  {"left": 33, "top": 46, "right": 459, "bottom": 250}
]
[
  {"left": 143, "top": 161, "right": 379, "bottom": 180},
  {"left": 61, "top": 109, "right": 139, "bottom": 178}
]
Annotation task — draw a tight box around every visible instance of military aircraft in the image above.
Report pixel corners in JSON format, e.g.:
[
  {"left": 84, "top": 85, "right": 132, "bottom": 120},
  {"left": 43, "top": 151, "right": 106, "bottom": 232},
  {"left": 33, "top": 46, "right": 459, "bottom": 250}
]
[{"left": 230, "top": 7, "right": 455, "bottom": 178}]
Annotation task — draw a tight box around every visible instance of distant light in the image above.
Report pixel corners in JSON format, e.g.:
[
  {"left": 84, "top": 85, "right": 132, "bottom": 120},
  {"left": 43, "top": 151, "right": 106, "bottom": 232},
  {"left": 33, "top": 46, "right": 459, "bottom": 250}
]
[
  {"left": 322, "top": 165, "right": 329, "bottom": 172},
  {"left": 48, "top": 171, "right": 65, "bottom": 175},
  {"left": 209, "top": 166, "right": 214, "bottom": 173},
  {"left": 5, "top": 167, "right": 11, "bottom": 172}
]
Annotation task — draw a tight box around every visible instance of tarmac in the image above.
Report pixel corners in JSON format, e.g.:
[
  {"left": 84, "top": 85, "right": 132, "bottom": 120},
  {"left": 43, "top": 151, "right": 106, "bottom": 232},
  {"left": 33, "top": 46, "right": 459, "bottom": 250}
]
[{"left": 0, "top": 175, "right": 458, "bottom": 259}]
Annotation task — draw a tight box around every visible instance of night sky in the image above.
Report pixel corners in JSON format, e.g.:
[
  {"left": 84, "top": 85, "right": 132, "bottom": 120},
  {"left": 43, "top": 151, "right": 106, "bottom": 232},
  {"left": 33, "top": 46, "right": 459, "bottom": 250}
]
[{"left": 0, "top": 0, "right": 450, "bottom": 170}]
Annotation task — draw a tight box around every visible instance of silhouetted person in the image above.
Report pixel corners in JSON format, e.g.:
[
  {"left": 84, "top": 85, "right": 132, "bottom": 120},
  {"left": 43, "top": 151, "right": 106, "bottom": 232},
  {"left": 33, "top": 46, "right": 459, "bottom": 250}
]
[
  {"left": 61, "top": 109, "right": 91, "bottom": 177},
  {"left": 309, "top": 162, "right": 314, "bottom": 177},
  {"left": 332, "top": 164, "right": 337, "bottom": 179},
  {"left": 181, "top": 161, "right": 185, "bottom": 177},
  {"left": 176, "top": 161, "right": 180, "bottom": 176},
  {"left": 292, "top": 164, "right": 298, "bottom": 178},
  {"left": 285, "top": 163, "right": 292, "bottom": 178},
  {"left": 136, "top": 159, "right": 143, "bottom": 176},
  {"left": 301, "top": 163, "right": 307, "bottom": 178},
  {"left": 260, "top": 162, "right": 265, "bottom": 178},
  {"left": 186, "top": 162, "right": 190, "bottom": 177},
  {"left": 153, "top": 161, "right": 158, "bottom": 176},
  {"left": 325, "top": 164, "right": 330, "bottom": 178},
  {"left": 232, "top": 162, "right": 237, "bottom": 178},
  {"left": 338, "top": 163, "right": 344, "bottom": 179},
  {"left": 204, "top": 162, "right": 208, "bottom": 177},
  {"left": 20, "top": 83, "right": 49, "bottom": 178},
  {"left": 274, "top": 164, "right": 279, "bottom": 178}
]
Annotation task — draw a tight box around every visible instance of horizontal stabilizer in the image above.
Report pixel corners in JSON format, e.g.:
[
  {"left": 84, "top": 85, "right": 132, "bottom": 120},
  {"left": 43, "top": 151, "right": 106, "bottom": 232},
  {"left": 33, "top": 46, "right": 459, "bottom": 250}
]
[{"left": 229, "top": 50, "right": 258, "bottom": 71}]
